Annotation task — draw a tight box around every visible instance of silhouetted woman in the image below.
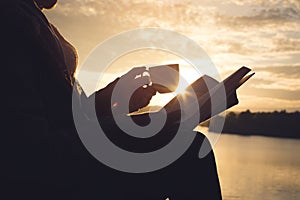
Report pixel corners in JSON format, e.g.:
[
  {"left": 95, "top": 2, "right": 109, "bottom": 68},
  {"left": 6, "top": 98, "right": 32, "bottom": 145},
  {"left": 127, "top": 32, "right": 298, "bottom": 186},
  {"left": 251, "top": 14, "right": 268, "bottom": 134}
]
[{"left": 1, "top": 0, "right": 222, "bottom": 199}]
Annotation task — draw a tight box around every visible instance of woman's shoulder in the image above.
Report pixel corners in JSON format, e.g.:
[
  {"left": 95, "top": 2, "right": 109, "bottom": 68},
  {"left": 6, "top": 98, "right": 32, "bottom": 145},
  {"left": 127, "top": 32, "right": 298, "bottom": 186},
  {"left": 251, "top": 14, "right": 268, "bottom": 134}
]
[{"left": 1, "top": 0, "right": 44, "bottom": 39}]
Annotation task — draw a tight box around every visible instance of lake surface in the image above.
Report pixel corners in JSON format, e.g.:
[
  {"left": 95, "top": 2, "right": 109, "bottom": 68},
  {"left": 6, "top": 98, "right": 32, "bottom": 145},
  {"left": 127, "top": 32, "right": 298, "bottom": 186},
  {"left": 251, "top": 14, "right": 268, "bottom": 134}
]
[{"left": 210, "top": 133, "right": 300, "bottom": 200}]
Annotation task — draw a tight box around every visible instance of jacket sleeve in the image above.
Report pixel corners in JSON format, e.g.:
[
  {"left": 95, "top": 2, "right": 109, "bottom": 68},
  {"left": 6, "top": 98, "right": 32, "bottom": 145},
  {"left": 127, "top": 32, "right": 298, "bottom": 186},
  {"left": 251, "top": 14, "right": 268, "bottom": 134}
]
[{"left": 0, "top": 0, "right": 88, "bottom": 184}]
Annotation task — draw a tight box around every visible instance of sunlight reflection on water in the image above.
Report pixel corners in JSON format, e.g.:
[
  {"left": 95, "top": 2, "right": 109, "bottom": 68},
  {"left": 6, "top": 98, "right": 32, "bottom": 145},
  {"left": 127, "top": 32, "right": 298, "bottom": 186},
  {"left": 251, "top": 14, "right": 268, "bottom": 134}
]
[{"left": 208, "top": 131, "right": 300, "bottom": 200}]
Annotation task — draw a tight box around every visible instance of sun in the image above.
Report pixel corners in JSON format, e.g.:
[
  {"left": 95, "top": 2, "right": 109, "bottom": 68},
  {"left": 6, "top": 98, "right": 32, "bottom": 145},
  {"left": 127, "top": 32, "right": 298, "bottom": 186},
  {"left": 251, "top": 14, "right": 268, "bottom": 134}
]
[{"left": 149, "top": 66, "right": 202, "bottom": 107}]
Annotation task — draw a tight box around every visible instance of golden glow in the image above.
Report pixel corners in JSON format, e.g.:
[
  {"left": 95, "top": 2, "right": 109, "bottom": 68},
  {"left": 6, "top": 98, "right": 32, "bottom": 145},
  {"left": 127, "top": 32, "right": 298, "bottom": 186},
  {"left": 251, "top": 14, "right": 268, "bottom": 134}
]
[
  {"left": 47, "top": 0, "right": 300, "bottom": 112},
  {"left": 211, "top": 130, "right": 300, "bottom": 200}
]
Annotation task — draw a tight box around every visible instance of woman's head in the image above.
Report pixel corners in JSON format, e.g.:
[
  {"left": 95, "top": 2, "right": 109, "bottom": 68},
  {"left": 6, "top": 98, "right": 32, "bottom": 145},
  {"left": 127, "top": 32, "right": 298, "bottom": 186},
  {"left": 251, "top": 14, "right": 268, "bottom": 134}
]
[{"left": 35, "top": 0, "right": 58, "bottom": 9}]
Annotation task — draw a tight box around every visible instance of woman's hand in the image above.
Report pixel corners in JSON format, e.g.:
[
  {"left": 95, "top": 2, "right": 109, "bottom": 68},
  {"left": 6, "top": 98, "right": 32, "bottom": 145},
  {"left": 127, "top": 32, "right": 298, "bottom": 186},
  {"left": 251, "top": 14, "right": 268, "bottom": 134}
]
[
  {"left": 95, "top": 67, "right": 157, "bottom": 117},
  {"left": 113, "top": 67, "right": 157, "bottom": 113}
]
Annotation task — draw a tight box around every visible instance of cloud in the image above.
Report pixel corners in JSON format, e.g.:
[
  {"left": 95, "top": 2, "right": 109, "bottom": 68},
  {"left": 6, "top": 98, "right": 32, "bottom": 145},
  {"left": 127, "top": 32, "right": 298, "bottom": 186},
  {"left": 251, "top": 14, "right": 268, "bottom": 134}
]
[
  {"left": 254, "top": 65, "right": 300, "bottom": 79},
  {"left": 213, "top": 0, "right": 300, "bottom": 33},
  {"left": 247, "top": 65, "right": 300, "bottom": 92},
  {"left": 272, "top": 38, "right": 300, "bottom": 52},
  {"left": 232, "top": 64, "right": 300, "bottom": 107},
  {"left": 214, "top": 11, "right": 299, "bottom": 32},
  {"left": 239, "top": 87, "right": 300, "bottom": 100},
  {"left": 236, "top": 95, "right": 300, "bottom": 112},
  {"left": 45, "top": 0, "right": 300, "bottom": 111},
  {"left": 54, "top": 0, "right": 105, "bottom": 16},
  {"left": 256, "top": 6, "right": 300, "bottom": 22},
  {"left": 212, "top": 40, "right": 255, "bottom": 54}
]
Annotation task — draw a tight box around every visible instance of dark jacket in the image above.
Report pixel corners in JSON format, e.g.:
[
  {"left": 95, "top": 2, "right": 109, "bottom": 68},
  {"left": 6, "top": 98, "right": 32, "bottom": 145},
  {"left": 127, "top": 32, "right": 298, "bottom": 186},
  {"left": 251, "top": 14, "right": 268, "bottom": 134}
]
[{"left": 0, "top": 1, "right": 222, "bottom": 199}]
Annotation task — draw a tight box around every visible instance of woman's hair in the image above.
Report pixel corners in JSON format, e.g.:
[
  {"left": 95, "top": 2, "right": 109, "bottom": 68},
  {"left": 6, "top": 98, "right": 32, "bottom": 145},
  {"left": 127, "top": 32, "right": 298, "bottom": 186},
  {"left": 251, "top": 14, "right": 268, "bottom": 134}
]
[{"left": 35, "top": 0, "right": 58, "bottom": 9}]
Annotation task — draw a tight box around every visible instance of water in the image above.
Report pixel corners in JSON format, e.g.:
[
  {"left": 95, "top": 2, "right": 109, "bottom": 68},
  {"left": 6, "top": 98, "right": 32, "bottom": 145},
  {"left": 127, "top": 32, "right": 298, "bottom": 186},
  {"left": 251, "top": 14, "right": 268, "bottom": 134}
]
[{"left": 212, "top": 133, "right": 300, "bottom": 200}]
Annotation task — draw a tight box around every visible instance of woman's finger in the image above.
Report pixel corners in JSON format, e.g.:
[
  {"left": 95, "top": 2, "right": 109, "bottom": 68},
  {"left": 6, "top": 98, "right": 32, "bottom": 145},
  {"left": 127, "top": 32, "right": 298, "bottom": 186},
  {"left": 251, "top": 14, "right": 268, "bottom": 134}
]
[
  {"left": 134, "top": 75, "right": 151, "bottom": 87},
  {"left": 127, "top": 66, "right": 147, "bottom": 79}
]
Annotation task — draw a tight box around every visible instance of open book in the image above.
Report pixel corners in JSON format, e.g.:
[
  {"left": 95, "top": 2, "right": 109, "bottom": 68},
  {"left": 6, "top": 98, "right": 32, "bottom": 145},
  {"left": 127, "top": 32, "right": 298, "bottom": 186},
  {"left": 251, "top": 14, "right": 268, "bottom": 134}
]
[{"left": 132, "top": 66, "right": 254, "bottom": 129}]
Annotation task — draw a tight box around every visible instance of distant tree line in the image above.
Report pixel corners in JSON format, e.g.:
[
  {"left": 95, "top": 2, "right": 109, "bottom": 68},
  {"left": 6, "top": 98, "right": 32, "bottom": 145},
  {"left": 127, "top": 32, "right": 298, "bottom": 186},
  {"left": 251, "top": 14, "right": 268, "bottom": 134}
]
[{"left": 203, "top": 110, "right": 300, "bottom": 139}]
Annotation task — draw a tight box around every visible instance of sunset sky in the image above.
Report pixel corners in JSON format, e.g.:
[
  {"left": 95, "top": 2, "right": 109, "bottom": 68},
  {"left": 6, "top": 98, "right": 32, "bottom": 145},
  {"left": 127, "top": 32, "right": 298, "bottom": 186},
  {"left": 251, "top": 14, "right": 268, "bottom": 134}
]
[{"left": 45, "top": 0, "right": 300, "bottom": 112}]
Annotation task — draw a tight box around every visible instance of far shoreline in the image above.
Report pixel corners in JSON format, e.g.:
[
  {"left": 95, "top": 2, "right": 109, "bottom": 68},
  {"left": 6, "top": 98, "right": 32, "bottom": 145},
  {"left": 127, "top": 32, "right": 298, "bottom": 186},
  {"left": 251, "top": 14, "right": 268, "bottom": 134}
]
[{"left": 201, "top": 110, "right": 300, "bottom": 139}]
